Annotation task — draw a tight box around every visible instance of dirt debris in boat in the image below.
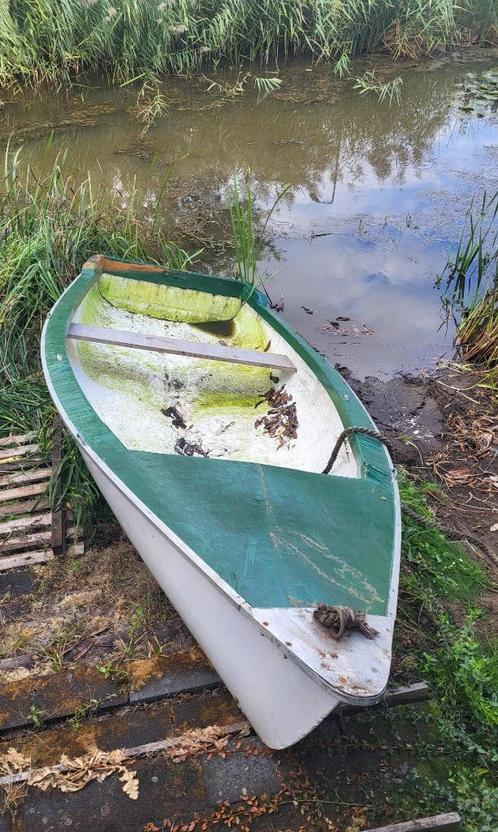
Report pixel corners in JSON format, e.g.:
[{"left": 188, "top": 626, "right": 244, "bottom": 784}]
[
  {"left": 255, "top": 386, "right": 298, "bottom": 448},
  {"left": 174, "top": 437, "right": 209, "bottom": 457},
  {"left": 161, "top": 405, "right": 187, "bottom": 429}
]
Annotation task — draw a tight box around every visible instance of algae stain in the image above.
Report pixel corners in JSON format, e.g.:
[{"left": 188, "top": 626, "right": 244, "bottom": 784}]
[
  {"left": 193, "top": 390, "right": 267, "bottom": 416},
  {"left": 98, "top": 273, "right": 242, "bottom": 323}
]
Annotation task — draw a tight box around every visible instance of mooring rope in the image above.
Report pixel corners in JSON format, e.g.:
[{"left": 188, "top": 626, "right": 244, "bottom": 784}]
[{"left": 322, "top": 425, "right": 395, "bottom": 475}]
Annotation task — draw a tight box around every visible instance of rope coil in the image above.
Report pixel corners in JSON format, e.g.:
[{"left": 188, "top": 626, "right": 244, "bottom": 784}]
[{"left": 313, "top": 604, "right": 378, "bottom": 640}]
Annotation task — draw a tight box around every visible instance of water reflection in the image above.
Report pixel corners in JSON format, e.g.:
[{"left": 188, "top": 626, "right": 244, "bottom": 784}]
[{"left": 4, "top": 53, "right": 498, "bottom": 378}]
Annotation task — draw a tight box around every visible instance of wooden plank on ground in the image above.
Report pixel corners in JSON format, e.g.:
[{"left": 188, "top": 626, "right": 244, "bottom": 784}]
[
  {"left": 0, "top": 443, "right": 39, "bottom": 462},
  {"left": 361, "top": 813, "right": 461, "bottom": 832},
  {"left": 51, "top": 415, "right": 65, "bottom": 556},
  {"left": 0, "top": 528, "right": 51, "bottom": 553},
  {"left": 0, "top": 497, "right": 50, "bottom": 519},
  {"left": 0, "top": 432, "right": 36, "bottom": 448},
  {"left": 0, "top": 549, "right": 55, "bottom": 571},
  {"left": 0, "top": 482, "right": 48, "bottom": 503},
  {"left": 67, "top": 322, "right": 297, "bottom": 373},
  {"left": 0, "top": 512, "right": 52, "bottom": 536},
  {"left": 0, "top": 525, "right": 78, "bottom": 555},
  {"left": 0, "top": 467, "right": 51, "bottom": 488},
  {"left": 0, "top": 457, "right": 46, "bottom": 474},
  {"left": 0, "top": 722, "right": 250, "bottom": 786}
]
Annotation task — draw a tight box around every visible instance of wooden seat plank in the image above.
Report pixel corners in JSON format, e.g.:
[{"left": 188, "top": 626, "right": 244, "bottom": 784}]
[{"left": 67, "top": 323, "right": 297, "bottom": 373}]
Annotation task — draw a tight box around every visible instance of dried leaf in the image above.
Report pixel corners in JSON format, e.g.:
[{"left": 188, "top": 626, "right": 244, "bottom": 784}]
[
  {"left": 0, "top": 747, "right": 31, "bottom": 776},
  {"left": 120, "top": 768, "right": 139, "bottom": 800}
]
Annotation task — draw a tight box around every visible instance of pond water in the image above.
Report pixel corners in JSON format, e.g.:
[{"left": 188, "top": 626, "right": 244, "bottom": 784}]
[{"left": 3, "top": 50, "right": 498, "bottom": 379}]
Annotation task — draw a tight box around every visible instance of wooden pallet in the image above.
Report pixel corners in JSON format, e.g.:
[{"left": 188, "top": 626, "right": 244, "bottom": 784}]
[{"left": 0, "top": 428, "right": 84, "bottom": 572}]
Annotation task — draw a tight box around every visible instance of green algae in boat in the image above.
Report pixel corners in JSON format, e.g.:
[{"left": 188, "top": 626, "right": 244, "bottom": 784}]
[{"left": 41, "top": 254, "right": 401, "bottom": 749}]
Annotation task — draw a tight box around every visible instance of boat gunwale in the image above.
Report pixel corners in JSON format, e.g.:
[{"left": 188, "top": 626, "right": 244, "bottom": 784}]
[{"left": 40, "top": 254, "right": 401, "bottom": 705}]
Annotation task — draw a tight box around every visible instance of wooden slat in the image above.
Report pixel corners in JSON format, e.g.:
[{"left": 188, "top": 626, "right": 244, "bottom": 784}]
[
  {"left": 0, "top": 481, "right": 48, "bottom": 503},
  {"left": 0, "top": 467, "right": 51, "bottom": 488},
  {"left": 361, "top": 813, "right": 461, "bottom": 832},
  {"left": 0, "top": 432, "right": 36, "bottom": 448},
  {"left": 0, "top": 525, "right": 79, "bottom": 554},
  {"left": 0, "top": 497, "right": 49, "bottom": 519},
  {"left": 0, "top": 443, "right": 39, "bottom": 462},
  {"left": 51, "top": 415, "right": 65, "bottom": 556},
  {"left": 0, "top": 512, "right": 52, "bottom": 536},
  {"left": 0, "top": 721, "right": 249, "bottom": 786},
  {"left": 0, "top": 536, "right": 83, "bottom": 572},
  {"left": 0, "top": 457, "right": 46, "bottom": 473},
  {"left": 0, "top": 549, "right": 55, "bottom": 572},
  {"left": 67, "top": 323, "right": 297, "bottom": 373},
  {"left": 0, "top": 528, "right": 51, "bottom": 553}
]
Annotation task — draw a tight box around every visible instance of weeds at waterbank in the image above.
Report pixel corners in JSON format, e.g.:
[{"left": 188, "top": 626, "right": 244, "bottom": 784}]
[
  {"left": 0, "top": 147, "right": 196, "bottom": 518},
  {"left": 0, "top": 0, "right": 496, "bottom": 89},
  {"left": 394, "top": 471, "right": 498, "bottom": 832},
  {"left": 440, "top": 189, "right": 498, "bottom": 399}
]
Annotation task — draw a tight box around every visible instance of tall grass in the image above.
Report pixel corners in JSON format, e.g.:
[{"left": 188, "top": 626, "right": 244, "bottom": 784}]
[
  {"left": 0, "top": 146, "right": 194, "bottom": 516},
  {"left": 441, "top": 190, "right": 498, "bottom": 388},
  {"left": 0, "top": 0, "right": 496, "bottom": 89},
  {"left": 229, "top": 172, "right": 289, "bottom": 289}
]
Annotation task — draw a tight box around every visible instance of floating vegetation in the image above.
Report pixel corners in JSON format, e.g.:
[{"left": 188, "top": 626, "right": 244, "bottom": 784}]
[
  {"left": 457, "top": 68, "right": 498, "bottom": 115},
  {"left": 0, "top": 1, "right": 495, "bottom": 89},
  {"left": 126, "top": 74, "right": 170, "bottom": 138},
  {"left": 354, "top": 70, "right": 403, "bottom": 104}
]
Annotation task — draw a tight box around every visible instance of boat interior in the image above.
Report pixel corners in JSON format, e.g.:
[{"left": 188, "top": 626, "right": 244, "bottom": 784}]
[{"left": 67, "top": 270, "right": 358, "bottom": 478}]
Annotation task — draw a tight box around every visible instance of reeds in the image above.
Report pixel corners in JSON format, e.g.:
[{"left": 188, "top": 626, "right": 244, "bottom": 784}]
[
  {"left": 0, "top": 0, "right": 496, "bottom": 89},
  {"left": 442, "top": 189, "right": 498, "bottom": 388},
  {"left": 0, "top": 146, "right": 193, "bottom": 516},
  {"left": 229, "top": 172, "right": 289, "bottom": 288}
]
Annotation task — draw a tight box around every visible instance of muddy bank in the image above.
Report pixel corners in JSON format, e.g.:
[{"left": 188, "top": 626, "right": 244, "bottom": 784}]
[{"left": 349, "top": 365, "right": 498, "bottom": 584}]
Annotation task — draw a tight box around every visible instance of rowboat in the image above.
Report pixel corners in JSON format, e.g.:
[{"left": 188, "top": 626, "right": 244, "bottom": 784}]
[{"left": 41, "top": 255, "right": 400, "bottom": 749}]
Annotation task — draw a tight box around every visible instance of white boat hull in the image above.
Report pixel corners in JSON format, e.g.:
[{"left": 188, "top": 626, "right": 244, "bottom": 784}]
[{"left": 82, "top": 449, "right": 341, "bottom": 748}]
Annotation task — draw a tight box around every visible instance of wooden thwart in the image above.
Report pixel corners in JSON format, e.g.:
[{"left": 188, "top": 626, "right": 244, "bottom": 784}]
[
  {"left": 361, "top": 812, "right": 461, "bottom": 832},
  {"left": 67, "top": 322, "right": 297, "bottom": 373}
]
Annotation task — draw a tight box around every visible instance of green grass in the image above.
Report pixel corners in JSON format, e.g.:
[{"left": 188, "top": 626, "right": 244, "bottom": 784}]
[
  {"left": 0, "top": 0, "right": 495, "bottom": 89},
  {"left": 399, "top": 472, "right": 488, "bottom": 604},
  {"left": 397, "top": 471, "right": 498, "bottom": 831},
  {"left": 0, "top": 145, "right": 195, "bottom": 520}
]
